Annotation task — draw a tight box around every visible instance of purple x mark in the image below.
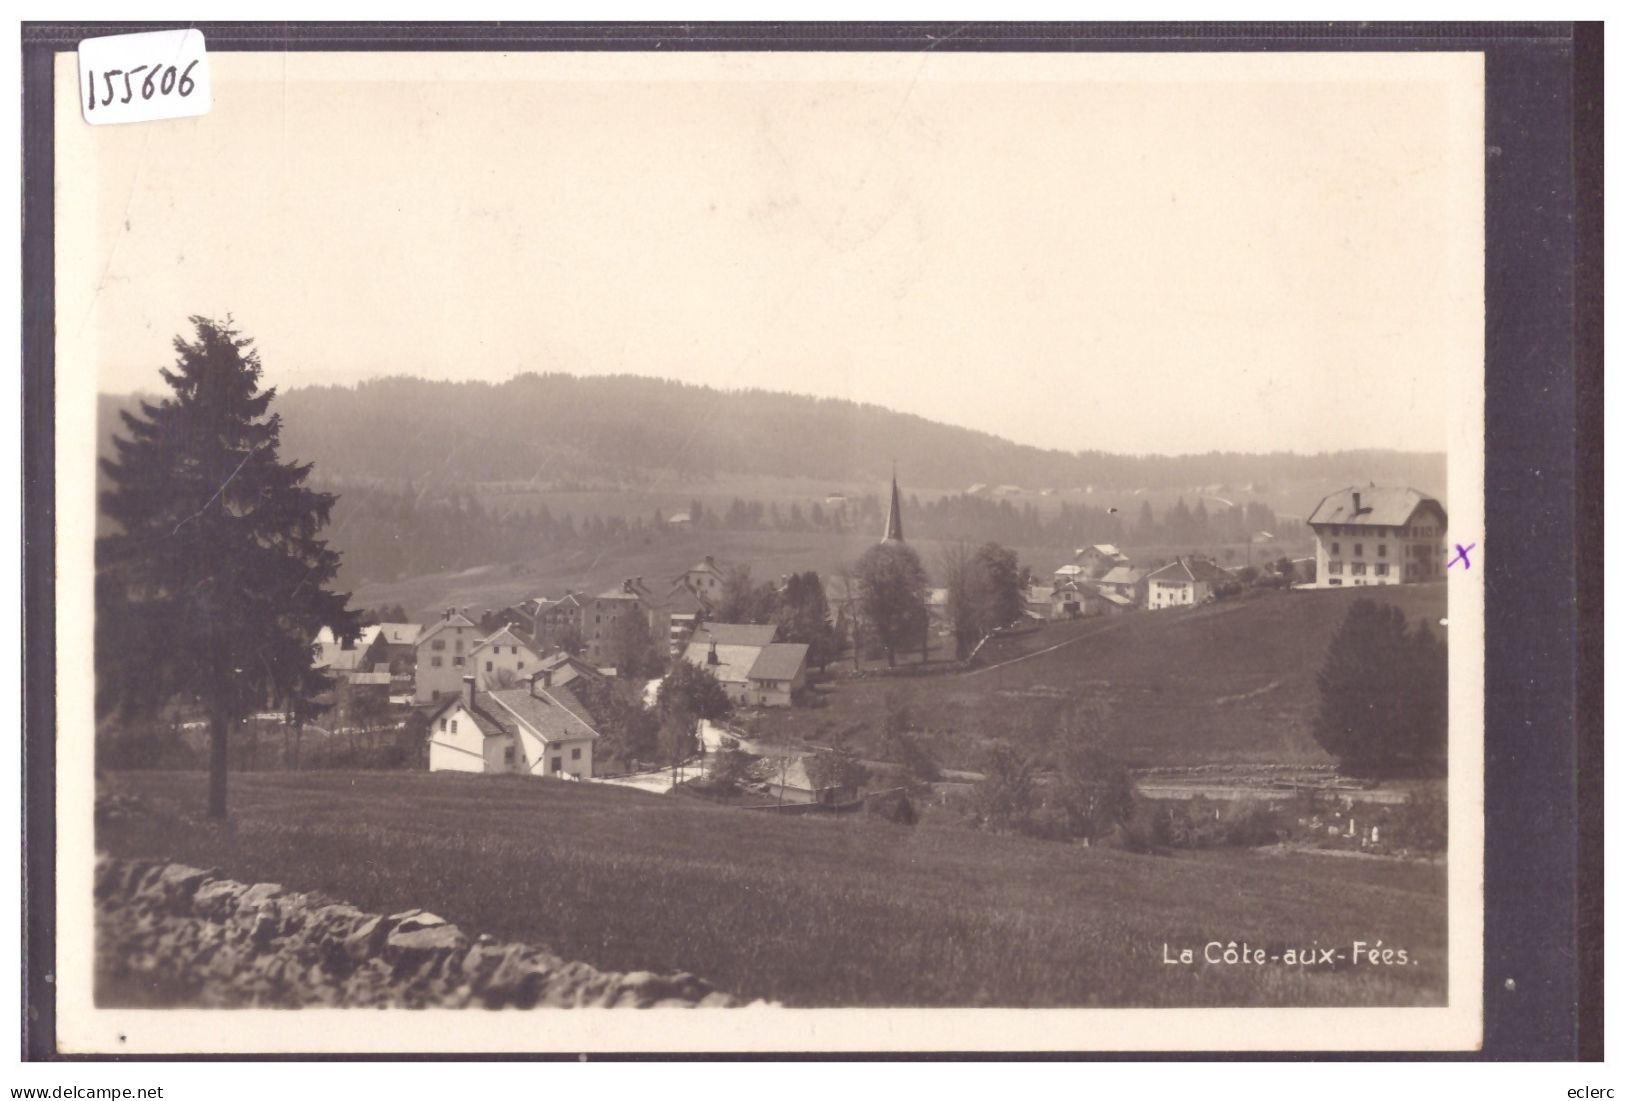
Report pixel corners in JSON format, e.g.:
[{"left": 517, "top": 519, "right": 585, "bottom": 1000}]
[{"left": 1447, "top": 542, "right": 1476, "bottom": 570}]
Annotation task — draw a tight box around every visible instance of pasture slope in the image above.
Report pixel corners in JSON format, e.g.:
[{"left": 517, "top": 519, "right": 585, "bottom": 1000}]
[
  {"left": 772, "top": 583, "right": 1449, "bottom": 770},
  {"left": 100, "top": 770, "right": 1446, "bottom": 1009}
]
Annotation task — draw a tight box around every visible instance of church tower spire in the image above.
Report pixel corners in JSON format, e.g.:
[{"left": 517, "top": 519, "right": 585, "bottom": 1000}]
[{"left": 881, "top": 463, "right": 905, "bottom": 544}]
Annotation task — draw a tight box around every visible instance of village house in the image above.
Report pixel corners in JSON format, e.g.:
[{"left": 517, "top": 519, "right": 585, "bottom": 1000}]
[
  {"left": 1307, "top": 486, "right": 1448, "bottom": 588},
  {"left": 1022, "top": 584, "right": 1056, "bottom": 620},
  {"left": 681, "top": 623, "right": 807, "bottom": 708},
  {"left": 425, "top": 674, "right": 598, "bottom": 779},
  {"left": 675, "top": 556, "right": 729, "bottom": 603},
  {"left": 1075, "top": 543, "right": 1132, "bottom": 579},
  {"left": 413, "top": 609, "right": 483, "bottom": 703},
  {"left": 663, "top": 582, "right": 710, "bottom": 653},
  {"left": 530, "top": 650, "right": 604, "bottom": 693},
  {"left": 583, "top": 578, "right": 671, "bottom": 666},
  {"left": 1049, "top": 580, "right": 1122, "bottom": 620},
  {"left": 373, "top": 623, "right": 422, "bottom": 670},
  {"left": 1144, "top": 557, "right": 1231, "bottom": 610},
  {"left": 1096, "top": 565, "right": 1149, "bottom": 608},
  {"left": 531, "top": 593, "right": 586, "bottom": 650},
  {"left": 312, "top": 625, "right": 389, "bottom": 682},
  {"left": 469, "top": 624, "right": 545, "bottom": 689}
]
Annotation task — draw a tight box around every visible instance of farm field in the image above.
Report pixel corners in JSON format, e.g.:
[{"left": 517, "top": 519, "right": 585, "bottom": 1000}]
[
  {"left": 98, "top": 770, "right": 1447, "bottom": 1008},
  {"left": 755, "top": 583, "right": 1449, "bottom": 771}
]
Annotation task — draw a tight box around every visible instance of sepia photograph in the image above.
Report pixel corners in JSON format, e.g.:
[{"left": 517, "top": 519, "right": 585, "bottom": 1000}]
[{"left": 47, "top": 40, "right": 1490, "bottom": 1054}]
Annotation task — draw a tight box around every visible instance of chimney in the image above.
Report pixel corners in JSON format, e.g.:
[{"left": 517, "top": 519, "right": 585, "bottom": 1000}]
[
  {"left": 463, "top": 675, "right": 476, "bottom": 709},
  {"left": 705, "top": 555, "right": 715, "bottom": 568},
  {"left": 707, "top": 640, "right": 720, "bottom": 666},
  {"left": 443, "top": 608, "right": 451, "bottom": 621},
  {"left": 1352, "top": 491, "right": 1363, "bottom": 515},
  {"left": 623, "top": 578, "right": 634, "bottom": 594}
]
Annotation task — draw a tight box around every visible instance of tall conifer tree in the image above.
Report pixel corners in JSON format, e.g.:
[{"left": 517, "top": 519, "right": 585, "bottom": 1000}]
[{"left": 97, "top": 317, "right": 356, "bottom": 817}]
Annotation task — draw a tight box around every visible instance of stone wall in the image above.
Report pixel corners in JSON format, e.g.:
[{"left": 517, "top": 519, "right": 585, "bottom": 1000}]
[{"left": 95, "top": 855, "right": 742, "bottom": 1008}]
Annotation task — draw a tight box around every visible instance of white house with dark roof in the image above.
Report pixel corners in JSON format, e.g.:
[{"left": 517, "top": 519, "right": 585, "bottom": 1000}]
[
  {"left": 470, "top": 625, "right": 544, "bottom": 689},
  {"left": 425, "top": 674, "right": 598, "bottom": 778},
  {"left": 1144, "top": 557, "right": 1231, "bottom": 610},
  {"left": 681, "top": 622, "right": 806, "bottom": 707},
  {"left": 1307, "top": 486, "right": 1448, "bottom": 589},
  {"left": 414, "top": 609, "right": 482, "bottom": 703}
]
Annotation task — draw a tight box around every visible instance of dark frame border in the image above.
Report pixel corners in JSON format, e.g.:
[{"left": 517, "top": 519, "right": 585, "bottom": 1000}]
[{"left": 20, "top": 20, "right": 1600, "bottom": 1062}]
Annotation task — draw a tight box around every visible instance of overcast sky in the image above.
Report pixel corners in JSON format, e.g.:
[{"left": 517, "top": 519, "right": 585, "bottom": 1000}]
[{"left": 64, "top": 51, "right": 1480, "bottom": 456}]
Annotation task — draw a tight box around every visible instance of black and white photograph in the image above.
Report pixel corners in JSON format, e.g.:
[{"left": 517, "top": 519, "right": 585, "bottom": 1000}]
[{"left": 44, "top": 38, "right": 1500, "bottom": 1055}]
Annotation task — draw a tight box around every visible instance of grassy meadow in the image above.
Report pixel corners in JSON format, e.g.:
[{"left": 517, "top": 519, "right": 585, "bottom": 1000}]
[
  {"left": 99, "top": 770, "right": 1447, "bottom": 1008},
  {"left": 762, "top": 583, "right": 1448, "bottom": 771}
]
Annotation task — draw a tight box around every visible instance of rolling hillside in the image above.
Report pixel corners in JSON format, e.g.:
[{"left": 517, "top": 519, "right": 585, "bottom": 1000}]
[
  {"left": 767, "top": 583, "right": 1450, "bottom": 770},
  {"left": 101, "top": 375, "right": 1446, "bottom": 504}
]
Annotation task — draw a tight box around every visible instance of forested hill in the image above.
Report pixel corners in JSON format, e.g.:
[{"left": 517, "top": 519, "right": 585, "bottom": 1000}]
[{"left": 100, "top": 373, "right": 1445, "bottom": 494}]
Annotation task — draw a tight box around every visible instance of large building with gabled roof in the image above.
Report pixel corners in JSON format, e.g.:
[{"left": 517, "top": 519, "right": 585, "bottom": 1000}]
[{"left": 1307, "top": 485, "right": 1448, "bottom": 588}]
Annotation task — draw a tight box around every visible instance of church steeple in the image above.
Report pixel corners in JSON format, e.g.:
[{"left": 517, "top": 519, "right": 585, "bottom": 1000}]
[{"left": 881, "top": 464, "right": 905, "bottom": 544}]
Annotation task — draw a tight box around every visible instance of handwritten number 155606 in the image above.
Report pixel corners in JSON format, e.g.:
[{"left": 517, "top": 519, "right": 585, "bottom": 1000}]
[{"left": 85, "top": 60, "right": 199, "bottom": 111}]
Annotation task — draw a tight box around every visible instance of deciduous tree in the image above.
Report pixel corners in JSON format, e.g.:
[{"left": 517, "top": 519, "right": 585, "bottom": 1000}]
[{"left": 855, "top": 542, "right": 928, "bottom": 668}]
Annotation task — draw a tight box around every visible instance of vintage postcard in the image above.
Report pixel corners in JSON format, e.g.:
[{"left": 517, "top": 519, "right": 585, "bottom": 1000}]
[{"left": 52, "top": 45, "right": 1485, "bottom": 1053}]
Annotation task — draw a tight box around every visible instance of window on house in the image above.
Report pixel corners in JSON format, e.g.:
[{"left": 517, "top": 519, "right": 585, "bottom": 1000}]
[
  {"left": 450, "top": 720, "right": 458, "bottom": 733},
  {"left": 518, "top": 661, "right": 525, "bottom": 670},
  {"left": 551, "top": 757, "right": 562, "bottom": 773},
  {"left": 1330, "top": 543, "right": 1340, "bottom": 554},
  {"left": 1378, "top": 544, "right": 1387, "bottom": 557},
  {"left": 1352, "top": 562, "right": 1367, "bottom": 576},
  {"left": 1353, "top": 543, "right": 1363, "bottom": 556},
  {"left": 485, "top": 661, "right": 493, "bottom": 672},
  {"left": 439, "top": 718, "right": 447, "bottom": 731},
  {"left": 1329, "top": 561, "right": 1343, "bottom": 574},
  {"left": 431, "top": 656, "right": 443, "bottom": 668},
  {"left": 504, "top": 746, "right": 515, "bottom": 765},
  {"left": 432, "top": 640, "right": 445, "bottom": 651},
  {"left": 1376, "top": 563, "right": 1389, "bottom": 576},
  {"left": 453, "top": 656, "right": 464, "bottom": 667},
  {"left": 571, "top": 747, "right": 581, "bottom": 760}
]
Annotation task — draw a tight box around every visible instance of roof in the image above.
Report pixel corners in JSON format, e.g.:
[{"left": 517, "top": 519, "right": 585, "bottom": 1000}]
[
  {"left": 1054, "top": 564, "right": 1086, "bottom": 577},
  {"left": 1078, "top": 544, "right": 1125, "bottom": 559},
  {"left": 679, "top": 557, "right": 729, "bottom": 578},
  {"left": 416, "top": 613, "right": 479, "bottom": 647},
  {"left": 689, "top": 622, "right": 779, "bottom": 648},
  {"left": 663, "top": 583, "right": 710, "bottom": 615},
  {"left": 747, "top": 643, "right": 809, "bottom": 683},
  {"left": 472, "top": 625, "right": 541, "bottom": 655},
  {"left": 531, "top": 652, "right": 601, "bottom": 690},
  {"left": 486, "top": 686, "right": 600, "bottom": 744},
  {"left": 357, "top": 625, "right": 383, "bottom": 649},
  {"left": 682, "top": 641, "right": 760, "bottom": 685},
  {"left": 926, "top": 587, "right": 949, "bottom": 607},
  {"left": 1100, "top": 591, "right": 1136, "bottom": 609},
  {"left": 1307, "top": 486, "right": 1445, "bottom": 529},
  {"left": 1098, "top": 565, "right": 1145, "bottom": 586},
  {"left": 1144, "top": 557, "right": 1231, "bottom": 585},
  {"left": 376, "top": 623, "right": 422, "bottom": 646},
  {"left": 423, "top": 693, "right": 509, "bottom": 737},
  {"left": 593, "top": 579, "right": 665, "bottom": 605},
  {"left": 324, "top": 647, "right": 370, "bottom": 673},
  {"left": 346, "top": 671, "right": 392, "bottom": 686}
]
